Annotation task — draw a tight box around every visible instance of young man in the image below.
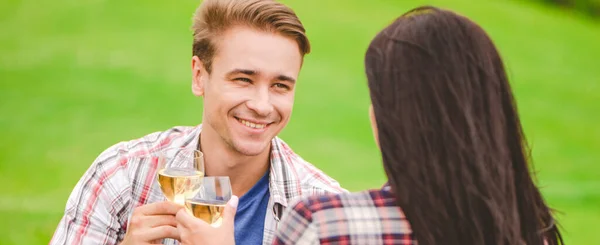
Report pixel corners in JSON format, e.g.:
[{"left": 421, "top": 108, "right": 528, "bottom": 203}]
[{"left": 50, "top": 0, "right": 345, "bottom": 244}]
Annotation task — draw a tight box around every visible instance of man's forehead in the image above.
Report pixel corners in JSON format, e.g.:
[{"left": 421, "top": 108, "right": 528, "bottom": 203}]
[
  {"left": 212, "top": 27, "right": 302, "bottom": 69},
  {"left": 212, "top": 45, "right": 301, "bottom": 79}
]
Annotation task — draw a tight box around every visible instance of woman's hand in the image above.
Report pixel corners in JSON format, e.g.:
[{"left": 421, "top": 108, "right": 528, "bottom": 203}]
[{"left": 175, "top": 196, "right": 238, "bottom": 245}]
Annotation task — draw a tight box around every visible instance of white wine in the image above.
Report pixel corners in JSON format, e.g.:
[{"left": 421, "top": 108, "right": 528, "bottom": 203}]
[
  {"left": 157, "top": 168, "right": 203, "bottom": 204},
  {"left": 185, "top": 199, "right": 227, "bottom": 226}
]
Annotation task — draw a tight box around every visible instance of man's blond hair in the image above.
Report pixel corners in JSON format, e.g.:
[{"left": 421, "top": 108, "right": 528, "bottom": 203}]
[{"left": 192, "top": 0, "right": 311, "bottom": 73}]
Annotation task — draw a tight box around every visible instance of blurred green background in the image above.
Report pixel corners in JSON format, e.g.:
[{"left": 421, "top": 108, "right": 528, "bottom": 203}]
[{"left": 0, "top": 0, "right": 598, "bottom": 244}]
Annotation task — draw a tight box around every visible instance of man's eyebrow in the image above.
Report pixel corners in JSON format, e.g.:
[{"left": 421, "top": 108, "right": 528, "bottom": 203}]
[
  {"left": 226, "top": 68, "right": 296, "bottom": 83},
  {"left": 226, "top": 69, "right": 258, "bottom": 76},
  {"left": 277, "top": 75, "right": 296, "bottom": 83}
]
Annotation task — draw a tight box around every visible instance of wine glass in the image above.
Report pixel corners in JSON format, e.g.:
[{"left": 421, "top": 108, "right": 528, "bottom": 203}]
[
  {"left": 184, "top": 176, "right": 232, "bottom": 227},
  {"left": 156, "top": 148, "right": 204, "bottom": 205}
]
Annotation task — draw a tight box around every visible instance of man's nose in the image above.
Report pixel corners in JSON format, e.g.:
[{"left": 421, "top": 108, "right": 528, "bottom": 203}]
[{"left": 246, "top": 87, "right": 274, "bottom": 117}]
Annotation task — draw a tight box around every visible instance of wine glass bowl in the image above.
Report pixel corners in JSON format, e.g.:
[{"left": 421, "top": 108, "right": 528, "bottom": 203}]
[
  {"left": 156, "top": 148, "right": 204, "bottom": 204},
  {"left": 184, "top": 176, "right": 232, "bottom": 227}
]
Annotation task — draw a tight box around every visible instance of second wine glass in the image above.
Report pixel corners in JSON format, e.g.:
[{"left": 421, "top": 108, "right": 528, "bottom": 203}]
[{"left": 184, "top": 176, "right": 232, "bottom": 227}]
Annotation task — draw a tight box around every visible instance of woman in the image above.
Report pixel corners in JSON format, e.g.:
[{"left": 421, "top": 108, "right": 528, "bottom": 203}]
[{"left": 175, "top": 6, "right": 563, "bottom": 245}]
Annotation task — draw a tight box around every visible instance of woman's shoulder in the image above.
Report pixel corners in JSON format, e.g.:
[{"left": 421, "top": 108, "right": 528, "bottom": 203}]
[
  {"left": 290, "top": 187, "right": 402, "bottom": 219},
  {"left": 283, "top": 187, "right": 415, "bottom": 243}
]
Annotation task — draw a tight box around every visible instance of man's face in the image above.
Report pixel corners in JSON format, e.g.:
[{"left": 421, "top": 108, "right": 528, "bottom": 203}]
[{"left": 192, "top": 26, "right": 302, "bottom": 156}]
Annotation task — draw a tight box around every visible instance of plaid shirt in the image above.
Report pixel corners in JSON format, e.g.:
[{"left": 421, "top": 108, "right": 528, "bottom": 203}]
[
  {"left": 50, "top": 124, "right": 345, "bottom": 245},
  {"left": 272, "top": 186, "right": 416, "bottom": 245}
]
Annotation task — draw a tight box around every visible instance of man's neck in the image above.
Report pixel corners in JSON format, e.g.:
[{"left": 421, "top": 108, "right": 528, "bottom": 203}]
[{"left": 199, "top": 126, "right": 270, "bottom": 198}]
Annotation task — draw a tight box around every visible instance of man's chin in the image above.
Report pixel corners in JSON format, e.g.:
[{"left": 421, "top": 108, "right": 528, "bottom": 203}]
[{"left": 232, "top": 141, "right": 271, "bottom": 157}]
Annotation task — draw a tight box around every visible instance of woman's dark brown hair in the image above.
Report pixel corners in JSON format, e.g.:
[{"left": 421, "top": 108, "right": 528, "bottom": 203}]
[{"left": 365, "top": 6, "right": 563, "bottom": 245}]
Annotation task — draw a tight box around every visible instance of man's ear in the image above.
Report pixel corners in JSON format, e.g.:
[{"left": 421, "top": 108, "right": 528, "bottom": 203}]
[{"left": 192, "top": 56, "right": 207, "bottom": 96}]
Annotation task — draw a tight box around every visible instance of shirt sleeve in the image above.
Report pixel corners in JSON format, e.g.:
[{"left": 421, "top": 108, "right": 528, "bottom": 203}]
[
  {"left": 50, "top": 144, "right": 131, "bottom": 245},
  {"left": 272, "top": 199, "right": 319, "bottom": 245}
]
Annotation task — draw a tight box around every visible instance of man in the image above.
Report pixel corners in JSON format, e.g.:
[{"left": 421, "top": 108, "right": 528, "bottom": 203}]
[{"left": 50, "top": 0, "right": 345, "bottom": 244}]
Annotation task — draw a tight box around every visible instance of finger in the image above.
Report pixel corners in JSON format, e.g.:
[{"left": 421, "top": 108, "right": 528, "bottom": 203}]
[
  {"left": 176, "top": 208, "right": 209, "bottom": 229},
  {"left": 138, "top": 201, "right": 183, "bottom": 216},
  {"left": 144, "top": 214, "right": 178, "bottom": 228},
  {"left": 140, "top": 225, "right": 181, "bottom": 241},
  {"left": 222, "top": 195, "right": 239, "bottom": 229},
  {"left": 149, "top": 239, "right": 165, "bottom": 244}
]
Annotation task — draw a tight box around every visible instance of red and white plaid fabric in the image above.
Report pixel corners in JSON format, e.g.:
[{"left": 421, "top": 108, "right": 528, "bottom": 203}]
[
  {"left": 273, "top": 186, "right": 416, "bottom": 245},
  {"left": 50, "top": 124, "right": 345, "bottom": 245}
]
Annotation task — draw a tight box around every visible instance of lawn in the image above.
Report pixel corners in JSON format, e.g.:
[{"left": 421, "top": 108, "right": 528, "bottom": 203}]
[{"left": 0, "top": 0, "right": 598, "bottom": 244}]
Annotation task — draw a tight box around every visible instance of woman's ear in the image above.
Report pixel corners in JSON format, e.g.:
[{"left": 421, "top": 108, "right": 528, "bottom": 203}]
[{"left": 369, "top": 104, "right": 380, "bottom": 149}]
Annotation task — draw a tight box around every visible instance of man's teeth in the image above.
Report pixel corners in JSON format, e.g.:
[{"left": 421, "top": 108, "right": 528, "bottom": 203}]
[{"left": 239, "top": 119, "right": 266, "bottom": 129}]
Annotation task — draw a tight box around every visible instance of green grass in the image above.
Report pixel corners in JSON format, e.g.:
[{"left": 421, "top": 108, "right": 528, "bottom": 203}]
[{"left": 1, "top": 0, "right": 598, "bottom": 244}]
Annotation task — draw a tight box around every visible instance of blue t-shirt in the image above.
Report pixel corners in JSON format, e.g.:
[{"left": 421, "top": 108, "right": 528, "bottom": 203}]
[{"left": 234, "top": 171, "right": 270, "bottom": 245}]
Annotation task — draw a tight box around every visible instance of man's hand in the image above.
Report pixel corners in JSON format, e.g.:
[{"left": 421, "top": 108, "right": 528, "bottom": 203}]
[
  {"left": 175, "top": 196, "right": 238, "bottom": 245},
  {"left": 119, "top": 201, "right": 184, "bottom": 245}
]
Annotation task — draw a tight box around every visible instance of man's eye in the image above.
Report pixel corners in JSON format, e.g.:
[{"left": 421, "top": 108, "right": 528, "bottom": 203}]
[
  {"left": 274, "top": 83, "right": 289, "bottom": 89},
  {"left": 235, "top": 78, "right": 252, "bottom": 83}
]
